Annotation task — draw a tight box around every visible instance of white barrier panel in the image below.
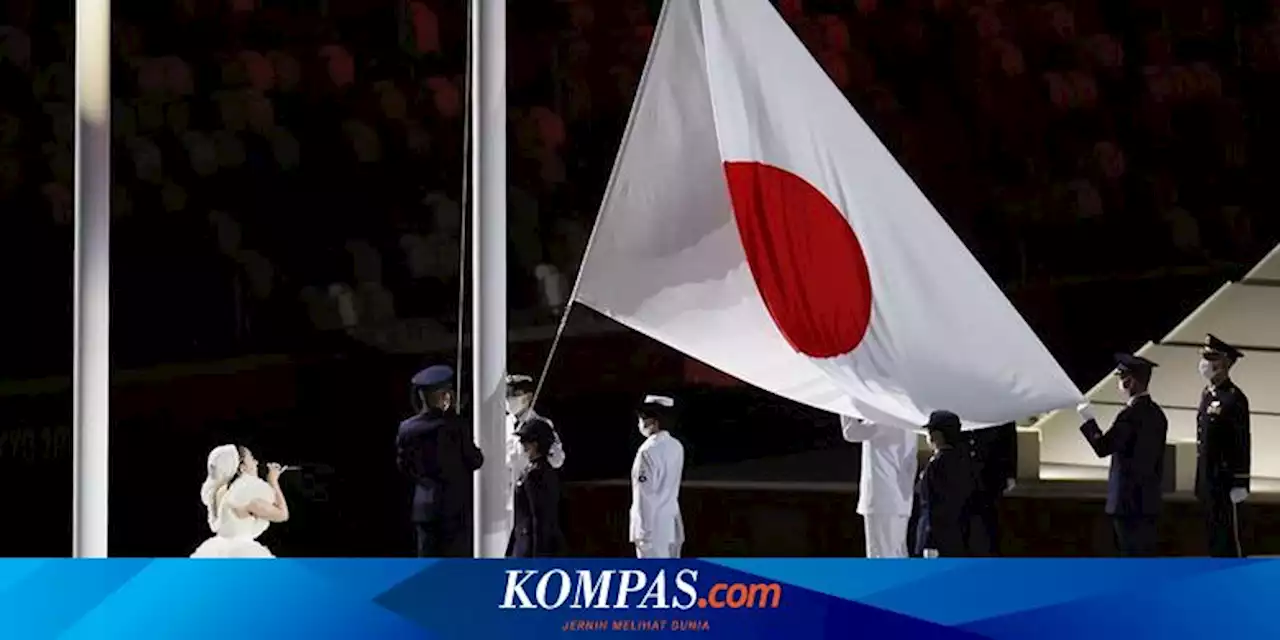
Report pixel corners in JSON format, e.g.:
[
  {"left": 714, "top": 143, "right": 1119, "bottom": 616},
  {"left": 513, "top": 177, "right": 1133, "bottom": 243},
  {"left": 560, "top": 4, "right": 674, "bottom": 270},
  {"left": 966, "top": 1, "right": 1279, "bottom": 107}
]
[
  {"left": 1245, "top": 244, "right": 1280, "bottom": 281},
  {"left": 1163, "top": 283, "right": 1280, "bottom": 349}
]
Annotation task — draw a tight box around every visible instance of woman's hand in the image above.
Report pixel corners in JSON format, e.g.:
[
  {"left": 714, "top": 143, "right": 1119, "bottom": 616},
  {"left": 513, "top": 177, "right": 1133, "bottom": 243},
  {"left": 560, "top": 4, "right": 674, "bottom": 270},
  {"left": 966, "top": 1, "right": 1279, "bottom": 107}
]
[{"left": 266, "top": 462, "right": 283, "bottom": 485}]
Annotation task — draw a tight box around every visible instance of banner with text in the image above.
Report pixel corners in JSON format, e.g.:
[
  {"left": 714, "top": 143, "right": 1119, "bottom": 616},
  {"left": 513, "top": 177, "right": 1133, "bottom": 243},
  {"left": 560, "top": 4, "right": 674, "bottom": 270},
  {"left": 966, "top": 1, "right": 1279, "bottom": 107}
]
[{"left": 0, "top": 558, "right": 1272, "bottom": 639}]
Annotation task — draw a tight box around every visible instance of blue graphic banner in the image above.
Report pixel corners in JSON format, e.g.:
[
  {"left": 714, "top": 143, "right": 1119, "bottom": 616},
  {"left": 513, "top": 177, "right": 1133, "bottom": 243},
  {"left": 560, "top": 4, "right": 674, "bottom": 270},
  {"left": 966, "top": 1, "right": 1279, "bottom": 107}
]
[{"left": 0, "top": 559, "right": 1272, "bottom": 639}]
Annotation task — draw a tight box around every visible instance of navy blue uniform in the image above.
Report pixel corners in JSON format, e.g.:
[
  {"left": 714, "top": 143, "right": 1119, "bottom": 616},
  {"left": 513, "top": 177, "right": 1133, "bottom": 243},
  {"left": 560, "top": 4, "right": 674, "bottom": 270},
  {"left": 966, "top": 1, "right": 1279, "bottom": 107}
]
[
  {"left": 1196, "top": 380, "right": 1251, "bottom": 557},
  {"left": 914, "top": 446, "right": 974, "bottom": 558},
  {"left": 965, "top": 423, "right": 1017, "bottom": 556},
  {"left": 1080, "top": 394, "right": 1168, "bottom": 556},
  {"left": 397, "top": 408, "right": 484, "bottom": 557},
  {"left": 505, "top": 458, "right": 566, "bottom": 557}
]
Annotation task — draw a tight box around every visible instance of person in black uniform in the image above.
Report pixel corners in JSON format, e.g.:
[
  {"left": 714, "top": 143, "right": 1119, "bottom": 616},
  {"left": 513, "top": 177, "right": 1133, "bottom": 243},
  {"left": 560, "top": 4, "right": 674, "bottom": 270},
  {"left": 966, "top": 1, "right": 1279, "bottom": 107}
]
[
  {"left": 396, "top": 365, "right": 485, "bottom": 557},
  {"left": 915, "top": 410, "right": 974, "bottom": 558},
  {"left": 1078, "top": 353, "right": 1168, "bottom": 557},
  {"left": 505, "top": 419, "right": 566, "bottom": 557},
  {"left": 965, "top": 422, "right": 1017, "bottom": 556},
  {"left": 1195, "top": 334, "right": 1251, "bottom": 558}
]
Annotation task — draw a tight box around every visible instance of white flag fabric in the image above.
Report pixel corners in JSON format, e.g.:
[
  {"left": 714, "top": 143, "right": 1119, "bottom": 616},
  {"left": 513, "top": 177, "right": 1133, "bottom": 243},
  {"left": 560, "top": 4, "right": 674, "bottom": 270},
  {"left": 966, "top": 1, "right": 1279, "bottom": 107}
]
[{"left": 575, "top": 0, "right": 1083, "bottom": 430}]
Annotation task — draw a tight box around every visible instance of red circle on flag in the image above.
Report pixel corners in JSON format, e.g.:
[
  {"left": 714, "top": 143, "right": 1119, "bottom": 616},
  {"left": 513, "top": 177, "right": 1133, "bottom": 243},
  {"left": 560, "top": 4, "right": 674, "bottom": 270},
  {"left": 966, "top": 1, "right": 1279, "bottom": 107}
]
[{"left": 723, "top": 161, "right": 874, "bottom": 358}]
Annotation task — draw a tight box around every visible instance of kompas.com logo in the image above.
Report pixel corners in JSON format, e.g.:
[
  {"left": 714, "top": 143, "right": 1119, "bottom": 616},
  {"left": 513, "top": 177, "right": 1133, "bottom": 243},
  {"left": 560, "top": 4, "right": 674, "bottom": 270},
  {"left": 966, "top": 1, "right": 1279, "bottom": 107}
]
[{"left": 499, "top": 569, "right": 782, "bottom": 610}]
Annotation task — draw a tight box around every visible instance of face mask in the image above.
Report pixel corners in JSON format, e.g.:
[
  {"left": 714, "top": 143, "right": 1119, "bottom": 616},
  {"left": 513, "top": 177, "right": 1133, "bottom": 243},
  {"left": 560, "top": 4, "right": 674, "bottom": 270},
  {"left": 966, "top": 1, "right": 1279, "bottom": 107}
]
[
  {"left": 1116, "top": 378, "right": 1129, "bottom": 397},
  {"left": 1198, "top": 359, "right": 1216, "bottom": 381},
  {"left": 506, "top": 395, "right": 530, "bottom": 416},
  {"left": 637, "top": 419, "right": 653, "bottom": 436}
]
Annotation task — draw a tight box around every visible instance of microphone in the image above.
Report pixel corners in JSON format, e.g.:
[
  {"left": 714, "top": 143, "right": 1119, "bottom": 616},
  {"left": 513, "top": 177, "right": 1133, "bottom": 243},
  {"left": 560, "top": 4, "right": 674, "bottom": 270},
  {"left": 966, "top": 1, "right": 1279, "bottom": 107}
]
[{"left": 280, "top": 465, "right": 302, "bottom": 473}]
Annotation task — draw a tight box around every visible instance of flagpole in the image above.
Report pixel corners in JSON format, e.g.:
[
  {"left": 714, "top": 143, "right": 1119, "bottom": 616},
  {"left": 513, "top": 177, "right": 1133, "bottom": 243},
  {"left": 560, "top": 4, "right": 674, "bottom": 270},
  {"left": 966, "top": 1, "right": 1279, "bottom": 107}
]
[
  {"left": 471, "top": 0, "right": 508, "bottom": 558},
  {"left": 72, "top": 0, "right": 112, "bottom": 558}
]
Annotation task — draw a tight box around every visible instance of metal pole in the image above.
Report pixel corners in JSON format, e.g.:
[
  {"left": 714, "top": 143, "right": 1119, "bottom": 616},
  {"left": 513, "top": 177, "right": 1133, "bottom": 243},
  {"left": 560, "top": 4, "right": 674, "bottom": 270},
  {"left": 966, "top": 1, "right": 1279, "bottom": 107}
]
[
  {"left": 72, "top": 0, "right": 111, "bottom": 558},
  {"left": 471, "top": 0, "right": 507, "bottom": 558}
]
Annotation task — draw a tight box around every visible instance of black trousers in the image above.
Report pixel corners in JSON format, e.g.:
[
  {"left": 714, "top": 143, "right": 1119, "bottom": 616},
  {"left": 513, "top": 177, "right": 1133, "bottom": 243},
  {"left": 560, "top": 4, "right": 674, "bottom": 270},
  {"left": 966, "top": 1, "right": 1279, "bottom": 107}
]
[
  {"left": 1203, "top": 494, "right": 1244, "bottom": 558},
  {"left": 1111, "top": 515, "right": 1158, "bottom": 557},
  {"left": 967, "top": 490, "right": 1001, "bottom": 556},
  {"left": 414, "top": 516, "right": 471, "bottom": 558}
]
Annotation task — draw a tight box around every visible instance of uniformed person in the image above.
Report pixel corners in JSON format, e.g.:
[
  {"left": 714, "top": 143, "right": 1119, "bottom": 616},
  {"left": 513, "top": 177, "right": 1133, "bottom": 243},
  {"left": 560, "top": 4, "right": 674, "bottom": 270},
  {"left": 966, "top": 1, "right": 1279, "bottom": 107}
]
[
  {"left": 841, "top": 416, "right": 917, "bottom": 558},
  {"left": 505, "top": 419, "right": 566, "bottom": 557},
  {"left": 1078, "top": 354, "right": 1168, "bottom": 557},
  {"left": 630, "top": 395, "right": 686, "bottom": 558},
  {"left": 964, "top": 422, "right": 1017, "bottom": 556},
  {"left": 914, "top": 410, "right": 974, "bottom": 558},
  {"left": 1195, "top": 334, "right": 1251, "bottom": 558},
  {"left": 396, "top": 365, "right": 485, "bottom": 557},
  {"left": 505, "top": 374, "right": 565, "bottom": 506}
]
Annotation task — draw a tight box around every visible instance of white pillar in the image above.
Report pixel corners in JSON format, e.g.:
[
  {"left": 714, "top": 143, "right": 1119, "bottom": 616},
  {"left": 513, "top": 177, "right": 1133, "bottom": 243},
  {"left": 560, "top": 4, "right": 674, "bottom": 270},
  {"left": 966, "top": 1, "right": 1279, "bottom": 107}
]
[
  {"left": 72, "top": 0, "right": 112, "bottom": 558},
  {"left": 471, "top": 0, "right": 508, "bottom": 558}
]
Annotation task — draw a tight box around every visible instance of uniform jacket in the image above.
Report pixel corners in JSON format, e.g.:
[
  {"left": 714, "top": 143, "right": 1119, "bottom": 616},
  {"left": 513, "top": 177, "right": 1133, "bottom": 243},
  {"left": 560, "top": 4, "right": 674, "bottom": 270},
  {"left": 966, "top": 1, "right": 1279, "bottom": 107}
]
[
  {"left": 1196, "top": 380, "right": 1251, "bottom": 499},
  {"left": 966, "top": 422, "right": 1017, "bottom": 497},
  {"left": 505, "top": 410, "right": 565, "bottom": 507},
  {"left": 914, "top": 445, "right": 974, "bottom": 557},
  {"left": 506, "top": 458, "right": 565, "bottom": 557},
  {"left": 1080, "top": 393, "right": 1168, "bottom": 516},
  {"left": 841, "top": 416, "right": 917, "bottom": 517},
  {"left": 630, "top": 430, "right": 685, "bottom": 545},
  {"left": 397, "top": 408, "right": 484, "bottom": 523}
]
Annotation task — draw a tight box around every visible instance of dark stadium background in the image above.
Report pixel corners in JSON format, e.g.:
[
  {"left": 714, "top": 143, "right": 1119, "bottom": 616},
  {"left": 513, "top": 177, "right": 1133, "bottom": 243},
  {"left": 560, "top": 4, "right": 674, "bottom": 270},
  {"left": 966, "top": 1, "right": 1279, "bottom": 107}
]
[{"left": 0, "top": 0, "right": 1276, "bottom": 556}]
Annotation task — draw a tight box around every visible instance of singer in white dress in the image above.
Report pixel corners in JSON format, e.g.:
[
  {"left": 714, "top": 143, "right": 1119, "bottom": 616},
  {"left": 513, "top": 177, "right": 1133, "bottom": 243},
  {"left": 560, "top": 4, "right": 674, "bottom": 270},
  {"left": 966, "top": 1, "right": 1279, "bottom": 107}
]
[{"left": 191, "top": 444, "right": 290, "bottom": 558}]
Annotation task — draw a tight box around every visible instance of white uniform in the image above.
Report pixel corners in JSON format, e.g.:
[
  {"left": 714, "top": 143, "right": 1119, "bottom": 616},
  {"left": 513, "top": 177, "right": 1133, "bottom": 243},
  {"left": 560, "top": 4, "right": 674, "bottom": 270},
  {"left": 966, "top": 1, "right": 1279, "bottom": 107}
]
[
  {"left": 630, "top": 430, "right": 685, "bottom": 558},
  {"left": 504, "top": 409, "right": 565, "bottom": 515},
  {"left": 841, "top": 416, "right": 918, "bottom": 558}
]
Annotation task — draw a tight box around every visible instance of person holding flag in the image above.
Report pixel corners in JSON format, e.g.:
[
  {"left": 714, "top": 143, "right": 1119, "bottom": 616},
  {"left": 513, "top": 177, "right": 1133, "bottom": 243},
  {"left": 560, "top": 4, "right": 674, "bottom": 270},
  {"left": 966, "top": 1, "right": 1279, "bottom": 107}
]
[
  {"left": 840, "top": 416, "right": 917, "bottom": 558},
  {"left": 1078, "top": 354, "right": 1168, "bottom": 557},
  {"left": 964, "top": 422, "right": 1017, "bottom": 556}
]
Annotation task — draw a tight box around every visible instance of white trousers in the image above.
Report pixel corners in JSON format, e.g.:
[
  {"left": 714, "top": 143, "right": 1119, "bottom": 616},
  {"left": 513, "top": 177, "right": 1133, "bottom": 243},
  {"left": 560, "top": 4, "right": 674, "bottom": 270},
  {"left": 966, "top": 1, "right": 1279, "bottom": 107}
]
[
  {"left": 636, "top": 541, "right": 683, "bottom": 558},
  {"left": 862, "top": 513, "right": 909, "bottom": 558}
]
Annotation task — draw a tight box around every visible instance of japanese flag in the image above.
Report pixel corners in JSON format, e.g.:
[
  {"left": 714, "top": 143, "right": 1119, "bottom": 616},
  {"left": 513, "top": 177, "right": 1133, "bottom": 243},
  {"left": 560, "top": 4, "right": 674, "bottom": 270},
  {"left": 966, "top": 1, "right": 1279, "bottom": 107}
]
[{"left": 575, "top": 0, "right": 1082, "bottom": 430}]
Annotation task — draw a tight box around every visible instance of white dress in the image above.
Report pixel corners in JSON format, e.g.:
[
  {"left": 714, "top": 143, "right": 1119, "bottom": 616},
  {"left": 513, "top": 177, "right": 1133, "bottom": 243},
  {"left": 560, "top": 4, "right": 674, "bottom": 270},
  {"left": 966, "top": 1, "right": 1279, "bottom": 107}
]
[{"left": 191, "top": 476, "right": 277, "bottom": 558}]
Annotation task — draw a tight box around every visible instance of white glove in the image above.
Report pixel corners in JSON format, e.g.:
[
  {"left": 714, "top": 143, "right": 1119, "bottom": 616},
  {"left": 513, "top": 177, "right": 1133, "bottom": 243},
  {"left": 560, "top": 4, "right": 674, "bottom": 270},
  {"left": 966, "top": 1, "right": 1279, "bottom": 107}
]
[
  {"left": 1005, "top": 478, "right": 1016, "bottom": 494},
  {"left": 923, "top": 549, "right": 939, "bottom": 559},
  {"left": 1076, "top": 402, "right": 1096, "bottom": 423},
  {"left": 1230, "top": 488, "right": 1248, "bottom": 504}
]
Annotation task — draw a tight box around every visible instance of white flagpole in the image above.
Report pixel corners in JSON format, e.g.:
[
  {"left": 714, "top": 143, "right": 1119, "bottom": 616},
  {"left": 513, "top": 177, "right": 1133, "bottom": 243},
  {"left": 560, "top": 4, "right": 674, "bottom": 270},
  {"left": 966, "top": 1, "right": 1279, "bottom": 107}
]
[
  {"left": 471, "top": 0, "right": 508, "bottom": 558},
  {"left": 72, "top": 0, "right": 111, "bottom": 558}
]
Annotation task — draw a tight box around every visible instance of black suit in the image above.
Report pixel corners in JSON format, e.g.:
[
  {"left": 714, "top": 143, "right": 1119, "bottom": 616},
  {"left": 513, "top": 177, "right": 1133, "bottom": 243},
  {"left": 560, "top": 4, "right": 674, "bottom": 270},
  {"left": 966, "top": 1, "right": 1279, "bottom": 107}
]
[
  {"left": 914, "top": 446, "right": 974, "bottom": 558},
  {"left": 965, "top": 423, "right": 1017, "bottom": 556},
  {"left": 1080, "top": 394, "right": 1168, "bottom": 556},
  {"left": 396, "top": 408, "right": 484, "bottom": 557},
  {"left": 1195, "top": 380, "right": 1251, "bottom": 557}
]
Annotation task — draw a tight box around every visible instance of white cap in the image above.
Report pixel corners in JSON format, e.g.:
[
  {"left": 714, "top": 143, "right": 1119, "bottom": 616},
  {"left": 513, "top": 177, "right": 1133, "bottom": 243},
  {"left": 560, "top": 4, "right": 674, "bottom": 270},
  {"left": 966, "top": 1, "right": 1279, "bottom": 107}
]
[{"left": 643, "top": 395, "right": 675, "bottom": 408}]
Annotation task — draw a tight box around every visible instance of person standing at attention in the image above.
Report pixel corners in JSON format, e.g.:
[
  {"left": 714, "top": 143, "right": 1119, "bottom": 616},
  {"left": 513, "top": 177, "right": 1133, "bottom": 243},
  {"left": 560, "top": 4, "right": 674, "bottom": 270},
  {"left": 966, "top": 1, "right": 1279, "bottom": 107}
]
[
  {"left": 1195, "top": 334, "right": 1251, "bottom": 557},
  {"left": 915, "top": 411, "right": 974, "bottom": 558},
  {"left": 631, "top": 395, "right": 686, "bottom": 558}
]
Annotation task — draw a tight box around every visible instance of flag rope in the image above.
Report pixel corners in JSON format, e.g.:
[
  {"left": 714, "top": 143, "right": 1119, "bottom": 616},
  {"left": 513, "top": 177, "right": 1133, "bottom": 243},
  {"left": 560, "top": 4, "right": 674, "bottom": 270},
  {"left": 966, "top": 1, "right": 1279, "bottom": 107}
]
[
  {"left": 453, "top": 0, "right": 474, "bottom": 412},
  {"left": 528, "top": 0, "right": 676, "bottom": 411}
]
